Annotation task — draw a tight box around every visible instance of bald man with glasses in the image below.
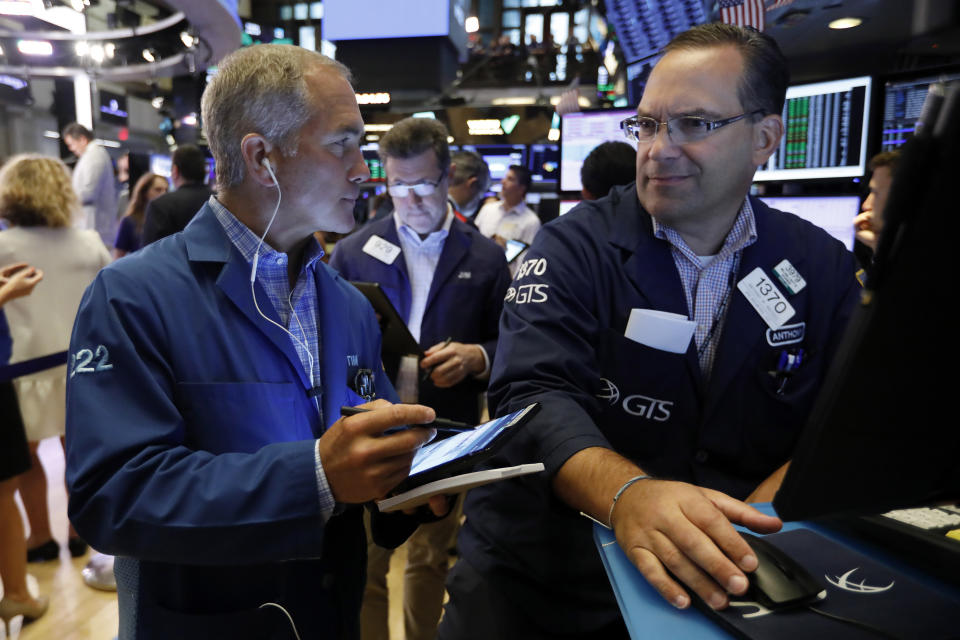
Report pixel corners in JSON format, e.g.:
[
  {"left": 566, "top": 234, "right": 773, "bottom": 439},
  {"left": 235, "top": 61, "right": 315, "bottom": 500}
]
[{"left": 438, "top": 23, "right": 861, "bottom": 640}]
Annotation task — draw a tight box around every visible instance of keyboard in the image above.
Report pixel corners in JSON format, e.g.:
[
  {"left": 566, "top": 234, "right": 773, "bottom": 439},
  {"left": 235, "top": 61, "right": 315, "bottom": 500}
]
[{"left": 835, "top": 504, "right": 960, "bottom": 587}]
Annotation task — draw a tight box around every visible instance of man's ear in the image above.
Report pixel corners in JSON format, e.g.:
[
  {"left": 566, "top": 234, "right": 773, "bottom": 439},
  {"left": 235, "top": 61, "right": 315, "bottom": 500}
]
[
  {"left": 240, "top": 133, "right": 276, "bottom": 187},
  {"left": 752, "top": 114, "right": 784, "bottom": 167}
]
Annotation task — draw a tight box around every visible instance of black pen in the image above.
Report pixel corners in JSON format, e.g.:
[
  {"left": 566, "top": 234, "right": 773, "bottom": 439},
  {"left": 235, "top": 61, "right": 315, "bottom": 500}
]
[
  {"left": 339, "top": 405, "right": 474, "bottom": 433},
  {"left": 421, "top": 336, "right": 453, "bottom": 382}
]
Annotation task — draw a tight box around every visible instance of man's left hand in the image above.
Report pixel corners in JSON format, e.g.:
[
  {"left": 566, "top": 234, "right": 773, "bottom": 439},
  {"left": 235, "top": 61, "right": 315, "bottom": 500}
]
[{"left": 420, "top": 341, "right": 486, "bottom": 388}]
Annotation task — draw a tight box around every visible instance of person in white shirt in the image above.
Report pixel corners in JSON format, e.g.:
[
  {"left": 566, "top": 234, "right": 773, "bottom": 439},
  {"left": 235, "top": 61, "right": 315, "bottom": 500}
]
[
  {"left": 474, "top": 164, "right": 541, "bottom": 249},
  {"left": 62, "top": 123, "right": 118, "bottom": 248}
]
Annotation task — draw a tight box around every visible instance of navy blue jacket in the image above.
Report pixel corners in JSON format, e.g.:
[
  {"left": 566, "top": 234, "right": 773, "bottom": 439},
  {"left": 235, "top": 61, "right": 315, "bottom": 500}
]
[
  {"left": 65, "top": 204, "right": 416, "bottom": 640},
  {"left": 457, "top": 186, "right": 861, "bottom": 632},
  {"left": 329, "top": 215, "right": 511, "bottom": 424}
]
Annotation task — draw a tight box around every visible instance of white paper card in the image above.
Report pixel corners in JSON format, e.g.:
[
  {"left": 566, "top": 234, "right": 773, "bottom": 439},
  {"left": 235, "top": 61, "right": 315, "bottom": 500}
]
[
  {"left": 737, "top": 267, "right": 796, "bottom": 329},
  {"left": 773, "top": 259, "right": 807, "bottom": 295},
  {"left": 362, "top": 235, "right": 401, "bottom": 265},
  {"left": 625, "top": 308, "right": 697, "bottom": 354}
]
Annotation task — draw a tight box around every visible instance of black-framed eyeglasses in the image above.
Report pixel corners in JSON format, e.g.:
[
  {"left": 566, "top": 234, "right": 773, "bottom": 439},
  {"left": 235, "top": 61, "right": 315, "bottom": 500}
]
[
  {"left": 620, "top": 110, "right": 765, "bottom": 144},
  {"left": 387, "top": 168, "right": 448, "bottom": 198}
]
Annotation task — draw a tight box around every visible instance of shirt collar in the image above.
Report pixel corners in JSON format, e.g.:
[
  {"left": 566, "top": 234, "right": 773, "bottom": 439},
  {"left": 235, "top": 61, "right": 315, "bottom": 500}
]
[
  {"left": 394, "top": 206, "right": 454, "bottom": 248},
  {"left": 209, "top": 196, "right": 325, "bottom": 271},
  {"left": 652, "top": 198, "right": 757, "bottom": 264}
]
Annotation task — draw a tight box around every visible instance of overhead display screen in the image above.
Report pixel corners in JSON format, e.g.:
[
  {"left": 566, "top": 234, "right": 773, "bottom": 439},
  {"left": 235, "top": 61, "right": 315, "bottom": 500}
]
[
  {"left": 560, "top": 108, "right": 637, "bottom": 193},
  {"left": 323, "top": 0, "right": 449, "bottom": 40},
  {"left": 755, "top": 76, "right": 872, "bottom": 182}
]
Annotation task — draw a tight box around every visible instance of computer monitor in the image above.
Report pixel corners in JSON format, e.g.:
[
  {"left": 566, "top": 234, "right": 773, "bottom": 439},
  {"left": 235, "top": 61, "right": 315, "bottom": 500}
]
[
  {"left": 528, "top": 143, "right": 559, "bottom": 185},
  {"left": 755, "top": 76, "right": 872, "bottom": 182},
  {"left": 362, "top": 143, "right": 385, "bottom": 182},
  {"left": 758, "top": 195, "right": 860, "bottom": 251},
  {"left": 773, "top": 81, "right": 960, "bottom": 521},
  {"left": 880, "top": 71, "right": 960, "bottom": 152},
  {"left": 460, "top": 144, "right": 526, "bottom": 182},
  {"left": 99, "top": 90, "right": 128, "bottom": 126},
  {"left": 560, "top": 108, "right": 637, "bottom": 193},
  {"left": 559, "top": 200, "right": 580, "bottom": 216},
  {"left": 149, "top": 154, "right": 172, "bottom": 180}
]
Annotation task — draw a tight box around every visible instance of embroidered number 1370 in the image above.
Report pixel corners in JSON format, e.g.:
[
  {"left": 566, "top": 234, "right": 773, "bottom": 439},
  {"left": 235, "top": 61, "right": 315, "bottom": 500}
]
[{"left": 70, "top": 345, "right": 114, "bottom": 377}]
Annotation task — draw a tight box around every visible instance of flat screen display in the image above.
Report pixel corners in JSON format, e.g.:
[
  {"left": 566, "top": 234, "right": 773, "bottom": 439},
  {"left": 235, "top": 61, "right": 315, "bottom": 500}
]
[
  {"left": 528, "top": 143, "right": 559, "bottom": 184},
  {"left": 880, "top": 71, "right": 960, "bottom": 152},
  {"left": 755, "top": 76, "right": 872, "bottom": 182},
  {"left": 99, "top": 90, "right": 128, "bottom": 126},
  {"left": 560, "top": 108, "right": 637, "bottom": 193},
  {"left": 323, "top": 0, "right": 449, "bottom": 41},
  {"left": 149, "top": 154, "right": 172, "bottom": 179},
  {"left": 759, "top": 195, "right": 861, "bottom": 250},
  {"left": 460, "top": 144, "right": 526, "bottom": 181},
  {"left": 559, "top": 200, "right": 580, "bottom": 216}
]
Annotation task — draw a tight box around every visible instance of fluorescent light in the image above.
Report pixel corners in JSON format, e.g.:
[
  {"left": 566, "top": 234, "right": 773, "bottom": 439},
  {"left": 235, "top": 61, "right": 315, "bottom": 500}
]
[
  {"left": 95, "top": 138, "right": 122, "bottom": 148},
  {"left": 465, "top": 16, "right": 479, "bottom": 33},
  {"left": 467, "top": 119, "right": 504, "bottom": 135},
  {"left": 18, "top": 40, "right": 54, "bottom": 56},
  {"left": 365, "top": 124, "right": 393, "bottom": 132},
  {"left": 356, "top": 92, "right": 391, "bottom": 105},
  {"left": 44, "top": 130, "right": 61, "bottom": 139},
  {"left": 492, "top": 96, "right": 536, "bottom": 106},
  {"left": 829, "top": 17, "right": 863, "bottom": 29},
  {"left": 412, "top": 111, "right": 436, "bottom": 119}
]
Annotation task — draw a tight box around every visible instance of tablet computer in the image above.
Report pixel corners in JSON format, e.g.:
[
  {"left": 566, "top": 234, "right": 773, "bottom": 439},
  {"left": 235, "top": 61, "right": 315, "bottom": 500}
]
[
  {"left": 392, "top": 402, "right": 541, "bottom": 494},
  {"left": 350, "top": 281, "right": 422, "bottom": 357},
  {"left": 504, "top": 239, "right": 529, "bottom": 264}
]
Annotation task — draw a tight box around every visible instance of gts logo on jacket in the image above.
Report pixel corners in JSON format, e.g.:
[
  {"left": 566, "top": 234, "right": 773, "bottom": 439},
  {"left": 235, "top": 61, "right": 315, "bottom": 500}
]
[{"left": 598, "top": 378, "right": 673, "bottom": 422}]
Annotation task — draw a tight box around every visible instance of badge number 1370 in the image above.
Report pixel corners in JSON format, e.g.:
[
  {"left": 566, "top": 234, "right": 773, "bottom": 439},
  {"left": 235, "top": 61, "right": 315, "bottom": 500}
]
[{"left": 737, "top": 267, "right": 796, "bottom": 329}]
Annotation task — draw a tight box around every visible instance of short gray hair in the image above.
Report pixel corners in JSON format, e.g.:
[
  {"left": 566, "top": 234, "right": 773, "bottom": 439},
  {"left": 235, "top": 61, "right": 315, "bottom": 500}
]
[
  {"left": 201, "top": 44, "right": 353, "bottom": 192},
  {"left": 378, "top": 117, "right": 451, "bottom": 172},
  {"left": 451, "top": 150, "right": 490, "bottom": 193}
]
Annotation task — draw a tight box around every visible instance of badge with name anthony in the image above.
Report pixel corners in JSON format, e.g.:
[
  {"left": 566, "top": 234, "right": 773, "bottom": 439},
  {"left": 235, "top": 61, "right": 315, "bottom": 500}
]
[
  {"left": 737, "top": 267, "right": 796, "bottom": 329},
  {"left": 772, "top": 259, "right": 806, "bottom": 294},
  {"left": 362, "top": 235, "right": 401, "bottom": 265}
]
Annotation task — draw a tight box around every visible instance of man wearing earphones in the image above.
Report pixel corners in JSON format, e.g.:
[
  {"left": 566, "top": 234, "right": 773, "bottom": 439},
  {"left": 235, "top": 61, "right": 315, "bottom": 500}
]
[
  {"left": 65, "top": 45, "right": 445, "bottom": 640},
  {"left": 330, "top": 117, "right": 510, "bottom": 640}
]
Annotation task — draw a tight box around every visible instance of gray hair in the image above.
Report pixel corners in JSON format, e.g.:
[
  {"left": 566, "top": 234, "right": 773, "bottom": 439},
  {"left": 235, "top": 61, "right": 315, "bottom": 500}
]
[
  {"left": 378, "top": 117, "right": 451, "bottom": 172},
  {"left": 201, "top": 44, "right": 352, "bottom": 192},
  {"left": 451, "top": 150, "right": 491, "bottom": 194}
]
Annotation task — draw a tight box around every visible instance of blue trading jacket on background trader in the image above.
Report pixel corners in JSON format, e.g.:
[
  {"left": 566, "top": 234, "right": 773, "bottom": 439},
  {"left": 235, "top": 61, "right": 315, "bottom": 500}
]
[
  {"left": 330, "top": 213, "right": 511, "bottom": 424},
  {"left": 455, "top": 185, "right": 861, "bottom": 633},
  {"left": 64, "top": 204, "right": 415, "bottom": 640}
]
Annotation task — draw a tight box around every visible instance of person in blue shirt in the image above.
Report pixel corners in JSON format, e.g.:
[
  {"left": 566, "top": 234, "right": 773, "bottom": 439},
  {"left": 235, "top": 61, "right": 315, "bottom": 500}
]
[
  {"left": 330, "top": 117, "right": 510, "bottom": 640},
  {"left": 439, "top": 23, "right": 861, "bottom": 640},
  {"left": 65, "top": 45, "right": 446, "bottom": 640}
]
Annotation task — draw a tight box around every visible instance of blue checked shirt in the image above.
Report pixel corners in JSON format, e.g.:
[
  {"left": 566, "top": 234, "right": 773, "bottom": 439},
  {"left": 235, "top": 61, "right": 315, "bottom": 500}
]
[
  {"left": 209, "top": 197, "right": 336, "bottom": 519},
  {"left": 652, "top": 199, "right": 757, "bottom": 378}
]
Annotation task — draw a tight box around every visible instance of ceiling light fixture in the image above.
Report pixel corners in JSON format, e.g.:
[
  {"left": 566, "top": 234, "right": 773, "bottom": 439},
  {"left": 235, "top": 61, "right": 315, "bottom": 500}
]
[
  {"left": 180, "top": 31, "right": 196, "bottom": 48},
  {"left": 90, "top": 43, "right": 104, "bottom": 63},
  {"left": 142, "top": 48, "right": 157, "bottom": 62},
  {"left": 17, "top": 40, "right": 54, "bottom": 56},
  {"left": 104, "top": 43, "right": 115, "bottom": 58},
  {"left": 465, "top": 17, "right": 479, "bottom": 33},
  {"left": 829, "top": 17, "right": 863, "bottom": 29}
]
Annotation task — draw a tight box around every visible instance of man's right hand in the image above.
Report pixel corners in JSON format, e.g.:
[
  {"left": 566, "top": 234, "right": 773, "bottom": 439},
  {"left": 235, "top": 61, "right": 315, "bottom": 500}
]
[{"left": 317, "top": 399, "right": 437, "bottom": 504}]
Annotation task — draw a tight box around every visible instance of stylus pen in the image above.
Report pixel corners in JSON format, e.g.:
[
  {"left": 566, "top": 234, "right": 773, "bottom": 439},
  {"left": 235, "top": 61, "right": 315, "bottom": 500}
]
[
  {"left": 339, "top": 405, "right": 474, "bottom": 433},
  {"left": 421, "top": 336, "right": 453, "bottom": 382}
]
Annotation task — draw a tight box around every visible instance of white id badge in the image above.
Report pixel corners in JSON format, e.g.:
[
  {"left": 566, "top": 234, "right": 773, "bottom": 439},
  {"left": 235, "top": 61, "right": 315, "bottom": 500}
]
[
  {"left": 737, "top": 267, "right": 796, "bottom": 329},
  {"left": 362, "top": 235, "right": 401, "bottom": 265},
  {"left": 772, "top": 259, "right": 807, "bottom": 294}
]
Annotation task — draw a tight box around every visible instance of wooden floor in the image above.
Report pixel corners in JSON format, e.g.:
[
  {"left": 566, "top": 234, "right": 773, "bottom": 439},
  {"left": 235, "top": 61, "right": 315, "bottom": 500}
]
[{"left": 4, "top": 438, "right": 414, "bottom": 640}]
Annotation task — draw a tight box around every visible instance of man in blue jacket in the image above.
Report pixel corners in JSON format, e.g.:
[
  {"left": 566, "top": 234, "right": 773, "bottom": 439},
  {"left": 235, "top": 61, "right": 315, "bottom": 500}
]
[
  {"left": 330, "top": 117, "right": 510, "bottom": 640},
  {"left": 65, "top": 45, "right": 444, "bottom": 640},
  {"left": 439, "top": 24, "right": 862, "bottom": 639}
]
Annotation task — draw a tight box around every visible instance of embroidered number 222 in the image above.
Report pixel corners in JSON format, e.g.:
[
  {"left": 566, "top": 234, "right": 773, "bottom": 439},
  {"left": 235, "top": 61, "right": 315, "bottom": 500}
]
[{"left": 70, "top": 345, "right": 113, "bottom": 377}]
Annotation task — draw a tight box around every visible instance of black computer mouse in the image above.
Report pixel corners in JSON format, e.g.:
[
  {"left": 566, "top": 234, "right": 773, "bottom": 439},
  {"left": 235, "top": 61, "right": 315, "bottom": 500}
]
[{"left": 741, "top": 533, "right": 824, "bottom": 610}]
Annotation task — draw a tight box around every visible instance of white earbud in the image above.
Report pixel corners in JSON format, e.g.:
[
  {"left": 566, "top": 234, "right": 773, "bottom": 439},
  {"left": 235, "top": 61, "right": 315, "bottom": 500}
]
[{"left": 262, "top": 157, "right": 277, "bottom": 186}]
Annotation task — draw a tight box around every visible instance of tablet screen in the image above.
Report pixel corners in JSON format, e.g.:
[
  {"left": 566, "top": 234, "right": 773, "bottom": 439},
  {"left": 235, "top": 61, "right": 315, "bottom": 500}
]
[
  {"left": 504, "top": 239, "right": 528, "bottom": 263},
  {"left": 408, "top": 404, "right": 537, "bottom": 478}
]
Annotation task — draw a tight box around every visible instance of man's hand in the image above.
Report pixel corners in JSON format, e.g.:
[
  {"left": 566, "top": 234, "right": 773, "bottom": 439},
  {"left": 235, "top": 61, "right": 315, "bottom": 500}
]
[
  {"left": 553, "top": 447, "right": 781, "bottom": 611},
  {"left": 611, "top": 479, "right": 782, "bottom": 610},
  {"left": 317, "top": 400, "right": 437, "bottom": 504},
  {"left": 420, "top": 341, "right": 486, "bottom": 388},
  {"left": 853, "top": 212, "right": 878, "bottom": 251},
  {"left": 0, "top": 263, "right": 43, "bottom": 306}
]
